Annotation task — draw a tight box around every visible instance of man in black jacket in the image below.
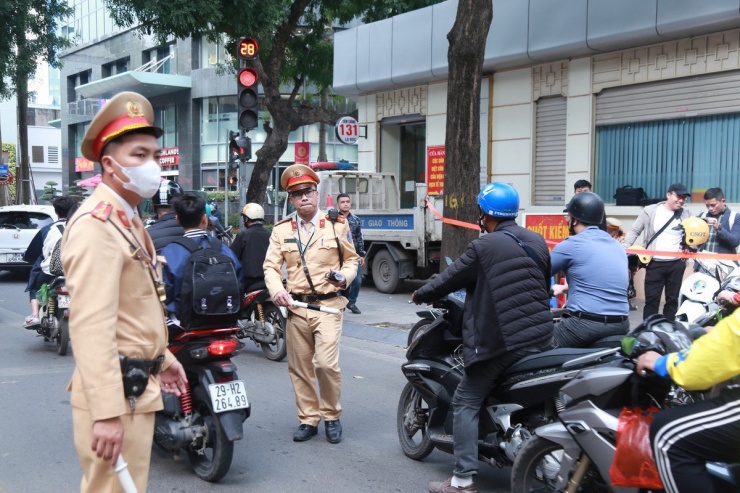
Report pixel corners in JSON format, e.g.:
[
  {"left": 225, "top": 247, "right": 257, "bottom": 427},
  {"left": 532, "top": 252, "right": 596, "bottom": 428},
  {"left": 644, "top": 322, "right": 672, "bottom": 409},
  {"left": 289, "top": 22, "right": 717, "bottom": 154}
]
[
  {"left": 231, "top": 203, "right": 271, "bottom": 291},
  {"left": 147, "top": 180, "right": 184, "bottom": 252},
  {"left": 413, "top": 182, "right": 553, "bottom": 493}
]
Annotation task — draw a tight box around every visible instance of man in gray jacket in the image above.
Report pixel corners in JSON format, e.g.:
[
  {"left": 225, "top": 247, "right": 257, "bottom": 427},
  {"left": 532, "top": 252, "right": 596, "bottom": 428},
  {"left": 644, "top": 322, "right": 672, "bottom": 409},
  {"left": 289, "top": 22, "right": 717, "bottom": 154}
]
[{"left": 624, "top": 183, "right": 692, "bottom": 321}]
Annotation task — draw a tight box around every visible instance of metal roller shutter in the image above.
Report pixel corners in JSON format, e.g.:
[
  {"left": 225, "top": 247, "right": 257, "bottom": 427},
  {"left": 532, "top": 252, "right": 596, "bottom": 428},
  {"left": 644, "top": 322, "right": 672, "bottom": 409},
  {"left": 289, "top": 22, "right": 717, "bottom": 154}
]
[
  {"left": 534, "top": 96, "right": 567, "bottom": 205},
  {"left": 596, "top": 70, "right": 740, "bottom": 126}
]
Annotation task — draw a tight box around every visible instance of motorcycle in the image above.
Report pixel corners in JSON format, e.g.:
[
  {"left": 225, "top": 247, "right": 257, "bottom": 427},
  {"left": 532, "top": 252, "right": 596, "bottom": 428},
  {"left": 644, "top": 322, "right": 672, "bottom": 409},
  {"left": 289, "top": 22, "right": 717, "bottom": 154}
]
[
  {"left": 397, "top": 293, "right": 622, "bottom": 467},
  {"left": 676, "top": 256, "right": 740, "bottom": 325},
  {"left": 154, "top": 324, "right": 249, "bottom": 482},
  {"left": 237, "top": 287, "right": 288, "bottom": 361},
  {"left": 25, "top": 276, "right": 70, "bottom": 355},
  {"left": 510, "top": 349, "right": 734, "bottom": 491},
  {"left": 216, "top": 226, "right": 235, "bottom": 247}
]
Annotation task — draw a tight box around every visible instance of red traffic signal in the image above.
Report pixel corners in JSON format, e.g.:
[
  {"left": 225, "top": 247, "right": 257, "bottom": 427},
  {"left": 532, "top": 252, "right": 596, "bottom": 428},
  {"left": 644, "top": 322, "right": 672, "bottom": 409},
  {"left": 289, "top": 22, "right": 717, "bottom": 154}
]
[
  {"left": 237, "top": 37, "right": 259, "bottom": 60},
  {"left": 238, "top": 68, "right": 259, "bottom": 131}
]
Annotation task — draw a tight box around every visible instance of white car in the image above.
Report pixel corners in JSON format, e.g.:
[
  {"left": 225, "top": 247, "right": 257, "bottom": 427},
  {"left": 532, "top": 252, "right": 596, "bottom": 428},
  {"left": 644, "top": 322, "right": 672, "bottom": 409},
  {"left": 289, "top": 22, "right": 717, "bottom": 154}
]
[{"left": 0, "top": 205, "right": 57, "bottom": 271}]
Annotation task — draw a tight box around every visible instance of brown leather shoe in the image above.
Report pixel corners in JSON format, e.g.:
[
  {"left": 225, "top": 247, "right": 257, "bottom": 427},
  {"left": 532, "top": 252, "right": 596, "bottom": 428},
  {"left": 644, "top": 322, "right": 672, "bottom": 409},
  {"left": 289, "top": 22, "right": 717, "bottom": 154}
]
[{"left": 428, "top": 478, "right": 477, "bottom": 493}]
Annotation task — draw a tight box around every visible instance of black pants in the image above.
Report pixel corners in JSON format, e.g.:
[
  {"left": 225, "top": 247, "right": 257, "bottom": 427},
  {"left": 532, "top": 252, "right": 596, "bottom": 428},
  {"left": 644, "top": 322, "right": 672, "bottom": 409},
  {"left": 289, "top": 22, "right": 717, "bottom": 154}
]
[
  {"left": 650, "top": 388, "right": 740, "bottom": 493},
  {"left": 644, "top": 259, "right": 685, "bottom": 321}
]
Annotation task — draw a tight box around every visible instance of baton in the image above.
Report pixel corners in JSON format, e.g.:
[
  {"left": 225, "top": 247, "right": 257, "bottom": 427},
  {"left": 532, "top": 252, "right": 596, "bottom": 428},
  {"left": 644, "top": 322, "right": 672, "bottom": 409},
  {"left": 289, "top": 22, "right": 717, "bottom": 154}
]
[
  {"left": 290, "top": 300, "right": 341, "bottom": 315},
  {"left": 115, "top": 455, "right": 138, "bottom": 493}
]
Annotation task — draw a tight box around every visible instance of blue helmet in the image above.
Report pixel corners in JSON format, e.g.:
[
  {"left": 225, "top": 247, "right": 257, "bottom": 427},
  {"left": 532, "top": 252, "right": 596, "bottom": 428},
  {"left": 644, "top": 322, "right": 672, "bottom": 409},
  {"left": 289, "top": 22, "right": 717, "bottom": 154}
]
[{"left": 477, "top": 182, "right": 519, "bottom": 219}]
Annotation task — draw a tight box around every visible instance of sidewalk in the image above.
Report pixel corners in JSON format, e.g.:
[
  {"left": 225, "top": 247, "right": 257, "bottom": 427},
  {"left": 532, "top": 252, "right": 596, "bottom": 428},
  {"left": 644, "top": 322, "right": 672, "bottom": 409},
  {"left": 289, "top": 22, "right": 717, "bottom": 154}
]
[{"left": 340, "top": 278, "right": 649, "bottom": 347}]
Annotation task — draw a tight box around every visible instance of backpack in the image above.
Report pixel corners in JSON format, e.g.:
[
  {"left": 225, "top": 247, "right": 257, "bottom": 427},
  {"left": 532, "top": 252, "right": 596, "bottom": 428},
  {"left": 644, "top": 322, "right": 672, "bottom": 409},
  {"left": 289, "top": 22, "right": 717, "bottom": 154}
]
[
  {"left": 49, "top": 224, "right": 65, "bottom": 276},
  {"left": 173, "top": 236, "right": 241, "bottom": 329},
  {"left": 698, "top": 210, "right": 740, "bottom": 253}
]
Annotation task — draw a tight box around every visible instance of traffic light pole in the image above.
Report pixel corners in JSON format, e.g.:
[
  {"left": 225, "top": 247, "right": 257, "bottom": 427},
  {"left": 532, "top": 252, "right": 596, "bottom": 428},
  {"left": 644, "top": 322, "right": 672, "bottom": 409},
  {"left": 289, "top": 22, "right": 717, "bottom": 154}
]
[{"left": 223, "top": 128, "right": 230, "bottom": 228}]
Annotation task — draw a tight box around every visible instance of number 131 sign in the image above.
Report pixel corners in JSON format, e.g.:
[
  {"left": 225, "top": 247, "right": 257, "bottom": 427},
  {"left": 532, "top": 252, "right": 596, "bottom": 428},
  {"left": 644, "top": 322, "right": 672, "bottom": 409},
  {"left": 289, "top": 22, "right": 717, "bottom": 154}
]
[{"left": 335, "top": 116, "right": 359, "bottom": 145}]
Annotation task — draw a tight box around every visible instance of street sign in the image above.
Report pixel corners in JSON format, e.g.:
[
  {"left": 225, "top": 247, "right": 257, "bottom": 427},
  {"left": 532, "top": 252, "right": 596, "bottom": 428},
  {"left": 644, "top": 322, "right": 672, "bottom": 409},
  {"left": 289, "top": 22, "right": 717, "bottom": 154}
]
[
  {"left": 0, "top": 163, "right": 8, "bottom": 179},
  {"left": 335, "top": 116, "right": 359, "bottom": 145},
  {"left": 0, "top": 172, "right": 13, "bottom": 186}
]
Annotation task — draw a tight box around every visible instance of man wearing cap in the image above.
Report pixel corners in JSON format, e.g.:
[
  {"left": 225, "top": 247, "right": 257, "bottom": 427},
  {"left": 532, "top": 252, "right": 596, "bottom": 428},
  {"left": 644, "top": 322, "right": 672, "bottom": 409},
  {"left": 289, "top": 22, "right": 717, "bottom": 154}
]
[
  {"left": 61, "top": 91, "right": 187, "bottom": 492},
  {"left": 624, "top": 183, "right": 692, "bottom": 321},
  {"left": 263, "top": 164, "right": 359, "bottom": 444}
]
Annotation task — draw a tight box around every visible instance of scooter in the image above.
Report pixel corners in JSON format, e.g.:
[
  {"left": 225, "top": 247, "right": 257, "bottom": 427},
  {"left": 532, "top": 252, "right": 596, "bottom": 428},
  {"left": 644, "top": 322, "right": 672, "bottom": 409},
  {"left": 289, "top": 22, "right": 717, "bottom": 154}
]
[
  {"left": 25, "top": 276, "right": 70, "bottom": 355},
  {"left": 153, "top": 324, "right": 249, "bottom": 483},
  {"left": 676, "top": 257, "right": 740, "bottom": 325},
  {"left": 398, "top": 293, "right": 622, "bottom": 467},
  {"left": 237, "top": 287, "right": 288, "bottom": 361}
]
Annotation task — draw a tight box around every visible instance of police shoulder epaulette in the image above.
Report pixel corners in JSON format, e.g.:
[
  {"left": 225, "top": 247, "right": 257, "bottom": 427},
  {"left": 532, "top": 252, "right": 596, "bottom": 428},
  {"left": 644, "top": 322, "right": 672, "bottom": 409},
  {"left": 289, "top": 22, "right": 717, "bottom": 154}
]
[
  {"left": 90, "top": 201, "right": 113, "bottom": 222},
  {"left": 274, "top": 216, "right": 293, "bottom": 227},
  {"left": 329, "top": 213, "right": 346, "bottom": 224}
]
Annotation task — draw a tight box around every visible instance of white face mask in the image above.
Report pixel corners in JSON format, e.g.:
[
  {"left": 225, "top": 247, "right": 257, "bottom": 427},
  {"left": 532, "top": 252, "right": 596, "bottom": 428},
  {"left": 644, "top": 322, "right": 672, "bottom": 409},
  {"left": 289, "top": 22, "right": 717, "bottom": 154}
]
[{"left": 108, "top": 157, "right": 161, "bottom": 198}]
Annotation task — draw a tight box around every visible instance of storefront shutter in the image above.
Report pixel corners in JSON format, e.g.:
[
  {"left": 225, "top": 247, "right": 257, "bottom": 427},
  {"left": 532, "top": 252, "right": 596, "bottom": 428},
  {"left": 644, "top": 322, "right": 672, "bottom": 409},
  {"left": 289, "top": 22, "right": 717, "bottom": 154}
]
[{"left": 534, "top": 96, "right": 567, "bottom": 205}]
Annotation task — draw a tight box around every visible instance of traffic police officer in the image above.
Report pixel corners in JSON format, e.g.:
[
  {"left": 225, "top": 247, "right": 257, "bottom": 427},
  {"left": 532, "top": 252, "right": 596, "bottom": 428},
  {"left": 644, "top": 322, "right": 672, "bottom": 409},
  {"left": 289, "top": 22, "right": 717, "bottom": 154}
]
[
  {"left": 264, "top": 164, "right": 359, "bottom": 443},
  {"left": 61, "top": 91, "right": 187, "bottom": 492}
]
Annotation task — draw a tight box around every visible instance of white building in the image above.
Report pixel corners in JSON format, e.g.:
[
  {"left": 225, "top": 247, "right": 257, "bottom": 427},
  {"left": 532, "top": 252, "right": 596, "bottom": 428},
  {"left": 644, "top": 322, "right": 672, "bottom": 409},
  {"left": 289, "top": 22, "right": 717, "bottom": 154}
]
[{"left": 333, "top": 0, "right": 740, "bottom": 227}]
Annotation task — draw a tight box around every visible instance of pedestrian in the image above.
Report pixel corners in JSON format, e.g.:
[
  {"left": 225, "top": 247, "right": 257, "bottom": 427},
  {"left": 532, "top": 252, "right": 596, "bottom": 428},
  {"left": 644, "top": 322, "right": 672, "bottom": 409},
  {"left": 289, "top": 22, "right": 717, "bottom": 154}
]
[
  {"left": 550, "top": 193, "right": 630, "bottom": 348},
  {"left": 61, "top": 91, "right": 187, "bottom": 493},
  {"left": 624, "top": 183, "right": 692, "bottom": 321},
  {"left": 23, "top": 196, "right": 77, "bottom": 327},
  {"left": 412, "top": 182, "right": 553, "bottom": 493},
  {"left": 231, "top": 203, "right": 271, "bottom": 292},
  {"left": 606, "top": 217, "right": 625, "bottom": 242},
  {"left": 697, "top": 187, "right": 740, "bottom": 256},
  {"left": 337, "top": 193, "right": 365, "bottom": 314},
  {"left": 147, "top": 180, "right": 184, "bottom": 252},
  {"left": 263, "top": 164, "right": 359, "bottom": 444},
  {"left": 210, "top": 202, "right": 223, "bottom": 223},
  {"left": 573, "top": 179, "right": 591, "bottom": 193}
]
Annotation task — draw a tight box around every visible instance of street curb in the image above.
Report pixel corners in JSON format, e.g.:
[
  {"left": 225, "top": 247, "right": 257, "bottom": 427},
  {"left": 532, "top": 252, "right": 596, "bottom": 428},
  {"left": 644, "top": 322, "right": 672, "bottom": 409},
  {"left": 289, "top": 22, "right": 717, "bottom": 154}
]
[{"left": 342, "top": 320, "right": 409, "bottom": 347}]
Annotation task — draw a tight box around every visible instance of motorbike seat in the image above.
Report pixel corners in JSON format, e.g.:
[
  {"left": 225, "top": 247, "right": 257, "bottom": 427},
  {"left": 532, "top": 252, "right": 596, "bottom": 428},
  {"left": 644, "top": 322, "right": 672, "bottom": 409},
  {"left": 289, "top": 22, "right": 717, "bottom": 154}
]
[
  {"left": 589, "top": 334, "right": 625, "bottom": 349},
  {"left": 48, "top": 276, "right": 66, "bottom": 290},
  {"left": 505, "top": 347, "right": 606, "bottom": 375}
]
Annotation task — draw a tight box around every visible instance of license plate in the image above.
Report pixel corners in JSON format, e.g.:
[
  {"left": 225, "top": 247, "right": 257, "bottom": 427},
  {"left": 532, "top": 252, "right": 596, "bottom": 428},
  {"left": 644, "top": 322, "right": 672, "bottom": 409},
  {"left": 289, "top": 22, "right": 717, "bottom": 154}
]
[
  {"left": 57, "top": 295, "right": 70, "bottom": 309},
  {"left": 6, "top": 253, "right": 23, "bottom": 263},
  {"left": 208, "top": 380, "right": 249, "bottom": 413}
]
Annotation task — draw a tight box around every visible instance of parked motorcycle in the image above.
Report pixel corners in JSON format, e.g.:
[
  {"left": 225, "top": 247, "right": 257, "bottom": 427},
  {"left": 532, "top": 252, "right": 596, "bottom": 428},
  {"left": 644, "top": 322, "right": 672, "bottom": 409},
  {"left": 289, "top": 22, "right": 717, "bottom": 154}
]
[
  {"left": 397, "top": 293, "right": 622, "bottom": 467},
  {"left": 154, "top": 325, "right": 249, "bottom": 482},
  {"left": 25, "top": 276, "right": 70, "bottom": 355},
  {"left": 237, "top": 287, "right": 288, "bottom": 361},
  {"left": 676, "top": 257, "right": 740, "bottom": 325}
]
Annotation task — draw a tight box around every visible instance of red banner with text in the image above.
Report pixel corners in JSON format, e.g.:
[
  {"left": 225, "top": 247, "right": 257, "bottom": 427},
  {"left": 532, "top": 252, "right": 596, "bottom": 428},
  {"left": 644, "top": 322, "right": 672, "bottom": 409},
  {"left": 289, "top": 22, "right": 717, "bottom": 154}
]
[
  {"left": 75, "top": 157, "right": 95, "bottom": 172},
  {"left": 426, "top": 146, "right": 445, "bottom": 195},
  {"left": 295, "top": 142, "right": 310, "bottom": 164}
]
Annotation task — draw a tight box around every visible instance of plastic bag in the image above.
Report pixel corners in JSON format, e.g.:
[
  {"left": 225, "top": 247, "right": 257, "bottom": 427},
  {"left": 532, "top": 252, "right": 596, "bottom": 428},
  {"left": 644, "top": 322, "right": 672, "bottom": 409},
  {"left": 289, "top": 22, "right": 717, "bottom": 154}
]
[{"left": 609, "top": 406, "right": 664, "bottom": 489}]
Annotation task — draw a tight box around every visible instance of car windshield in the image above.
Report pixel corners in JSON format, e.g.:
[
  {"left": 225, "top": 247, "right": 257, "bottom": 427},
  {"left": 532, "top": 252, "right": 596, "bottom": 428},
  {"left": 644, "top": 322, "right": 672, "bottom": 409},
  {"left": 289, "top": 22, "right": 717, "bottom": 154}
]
[{"left": 0, "top": 211, "right": 54, "bottom": 230}]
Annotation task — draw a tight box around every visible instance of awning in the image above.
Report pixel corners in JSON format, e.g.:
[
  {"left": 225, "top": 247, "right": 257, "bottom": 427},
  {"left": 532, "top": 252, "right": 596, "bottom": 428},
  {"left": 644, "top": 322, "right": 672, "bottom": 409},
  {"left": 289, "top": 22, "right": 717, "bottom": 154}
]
[{"left": 75, "top": 71, "right": 191, "bottom": 99}]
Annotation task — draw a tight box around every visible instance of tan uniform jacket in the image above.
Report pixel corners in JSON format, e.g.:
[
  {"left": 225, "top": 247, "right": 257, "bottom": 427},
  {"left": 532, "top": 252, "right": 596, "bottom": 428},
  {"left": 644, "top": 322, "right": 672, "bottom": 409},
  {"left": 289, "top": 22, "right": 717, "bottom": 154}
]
[
  {"left": 264, "top": 212, "right": 359, "bottom": 312},
  {"left": 61, "top": 186, "right": 176, "bottom": 421}
]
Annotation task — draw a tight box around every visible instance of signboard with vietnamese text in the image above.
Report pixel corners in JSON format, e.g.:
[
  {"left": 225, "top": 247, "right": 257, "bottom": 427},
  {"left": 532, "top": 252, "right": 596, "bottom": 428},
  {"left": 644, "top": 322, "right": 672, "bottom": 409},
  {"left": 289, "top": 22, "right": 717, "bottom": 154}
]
[
  {"left": 295, "top": 142, "right": 310, "bottom": 164},
  {"left": 426, "top": 146, "right": 445, "bottom": 196},
  {"left": 523, "top": 213, "right": 568, "bottom": 247},
  {"left": 75, "top": 157, "right": 95, "bottom": 172},
  {"left": 159, "top": 147, "right": 179, "bottom": 167}
]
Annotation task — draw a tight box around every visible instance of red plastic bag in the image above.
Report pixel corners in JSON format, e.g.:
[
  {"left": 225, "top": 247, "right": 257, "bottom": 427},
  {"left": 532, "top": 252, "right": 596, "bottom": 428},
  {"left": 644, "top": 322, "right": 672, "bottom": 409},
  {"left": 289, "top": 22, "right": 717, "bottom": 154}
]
[{"left": 609, "top": 406, "right": 664, "bottom": 489}]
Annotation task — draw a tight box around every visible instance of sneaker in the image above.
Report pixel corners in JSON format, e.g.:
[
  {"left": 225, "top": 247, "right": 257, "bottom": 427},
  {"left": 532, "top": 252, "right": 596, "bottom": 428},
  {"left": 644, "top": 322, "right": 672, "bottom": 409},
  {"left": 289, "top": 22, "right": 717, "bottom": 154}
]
[
  {"left": 23, "top": 316, "right": 40, "bottom": 328},
  {"left": 348, "top": 304, "right": 361, "bottom": 314},
  {"left": 428, "top": 478, "right": 477, "bottom": 493}
]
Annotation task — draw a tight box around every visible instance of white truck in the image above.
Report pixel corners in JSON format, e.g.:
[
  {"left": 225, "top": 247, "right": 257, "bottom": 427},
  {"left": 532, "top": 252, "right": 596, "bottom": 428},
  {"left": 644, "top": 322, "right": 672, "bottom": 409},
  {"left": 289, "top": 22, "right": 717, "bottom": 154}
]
[{"left": 286, "top": 170, "right": 443, "bottom": 293}]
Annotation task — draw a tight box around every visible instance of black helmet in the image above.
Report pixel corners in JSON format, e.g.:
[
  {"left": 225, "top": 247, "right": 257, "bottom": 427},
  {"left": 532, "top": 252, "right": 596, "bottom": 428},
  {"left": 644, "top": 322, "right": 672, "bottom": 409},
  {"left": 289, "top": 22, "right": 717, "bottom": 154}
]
[
  {"left": 564, "top": 192, "right": 605, "bottom": 225},
  {"left": 151, "top": 180, "right": 183, "bottom": 207}
]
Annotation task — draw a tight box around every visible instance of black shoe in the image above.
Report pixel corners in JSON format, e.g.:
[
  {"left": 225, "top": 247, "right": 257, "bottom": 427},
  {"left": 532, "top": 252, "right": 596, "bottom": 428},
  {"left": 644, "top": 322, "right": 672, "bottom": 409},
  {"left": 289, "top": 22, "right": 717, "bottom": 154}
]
[
  {"left": 348, "top": 304, "right": 361, "bottom": 314},
  {"left": 293, "top": 424, "right": 318, "bottom": 442},
  {"left": 325, "top": 419, "right": 342, "bottom": 443}
]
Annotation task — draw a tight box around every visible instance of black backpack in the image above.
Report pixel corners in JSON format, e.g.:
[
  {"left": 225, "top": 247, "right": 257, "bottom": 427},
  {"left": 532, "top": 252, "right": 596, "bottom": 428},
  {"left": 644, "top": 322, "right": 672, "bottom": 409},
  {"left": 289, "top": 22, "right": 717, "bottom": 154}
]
[{"left": 173, "top": 236, "right": 241, "bottom": 329}]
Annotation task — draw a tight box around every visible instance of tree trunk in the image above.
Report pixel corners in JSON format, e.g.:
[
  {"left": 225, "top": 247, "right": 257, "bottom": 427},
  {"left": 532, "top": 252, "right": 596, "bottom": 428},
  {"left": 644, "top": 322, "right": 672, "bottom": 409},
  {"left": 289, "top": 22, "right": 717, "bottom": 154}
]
[
  {"left": 0, "top": 119, "right": 5, "bottom": 207},
  {"left": 15, "top": 26, "right": 32, "bottom": 205},
  {"left": 317, "top": 90, "right": 328, "bottom": 162},
  {"left": 439, "top": 0, "right": 493, "bottom": 269}
]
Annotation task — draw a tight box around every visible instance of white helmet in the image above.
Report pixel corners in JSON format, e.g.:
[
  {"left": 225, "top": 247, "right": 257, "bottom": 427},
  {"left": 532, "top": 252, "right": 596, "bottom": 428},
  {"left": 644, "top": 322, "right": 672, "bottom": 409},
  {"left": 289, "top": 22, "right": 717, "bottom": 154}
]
[{"left": 241, "top": 203, "right": 265, "bottom": 220}]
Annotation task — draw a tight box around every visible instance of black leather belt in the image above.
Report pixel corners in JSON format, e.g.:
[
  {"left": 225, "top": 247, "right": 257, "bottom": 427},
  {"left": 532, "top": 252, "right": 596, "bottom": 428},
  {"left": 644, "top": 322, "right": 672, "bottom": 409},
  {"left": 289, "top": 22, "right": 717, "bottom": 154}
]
[
  {"left": 569, "top": 311, "right": 628, "bottom": 324},
  {"left": 291, "top": 292, "right": 340, "bottom": 303},
  {"left": 120, "top": 354, "right": 165, "bottom": 376}
]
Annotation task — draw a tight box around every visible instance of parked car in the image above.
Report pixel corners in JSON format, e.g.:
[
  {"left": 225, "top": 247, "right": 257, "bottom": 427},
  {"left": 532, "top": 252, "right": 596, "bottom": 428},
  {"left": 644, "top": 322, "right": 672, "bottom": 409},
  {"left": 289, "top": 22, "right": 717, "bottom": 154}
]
[{"left": 0, "top": 205, "right": 57, "bottom": 272}]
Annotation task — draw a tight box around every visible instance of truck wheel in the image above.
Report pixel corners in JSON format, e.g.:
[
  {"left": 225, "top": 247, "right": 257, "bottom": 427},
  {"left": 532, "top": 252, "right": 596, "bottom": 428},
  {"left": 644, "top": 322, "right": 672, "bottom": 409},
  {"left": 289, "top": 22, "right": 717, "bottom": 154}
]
[{"left": 372, "top": 249, "right": 401, "bottom": 294}]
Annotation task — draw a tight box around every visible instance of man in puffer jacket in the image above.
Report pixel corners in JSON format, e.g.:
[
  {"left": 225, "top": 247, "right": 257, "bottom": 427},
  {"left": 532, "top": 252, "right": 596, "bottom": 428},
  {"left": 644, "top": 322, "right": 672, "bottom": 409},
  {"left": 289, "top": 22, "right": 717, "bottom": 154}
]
[{"left": 412, "top": 182, "right": 554, "bottom": 493}]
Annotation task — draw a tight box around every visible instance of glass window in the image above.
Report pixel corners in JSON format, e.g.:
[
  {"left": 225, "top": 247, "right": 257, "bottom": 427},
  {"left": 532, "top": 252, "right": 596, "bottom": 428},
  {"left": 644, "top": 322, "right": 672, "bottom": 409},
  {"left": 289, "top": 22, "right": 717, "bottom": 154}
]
[
  {"left": 201, "top": 98, "right": 219, "bottom": 144},
  {"left": 31, "top": 146, "right": 44, "bottom": 163}
]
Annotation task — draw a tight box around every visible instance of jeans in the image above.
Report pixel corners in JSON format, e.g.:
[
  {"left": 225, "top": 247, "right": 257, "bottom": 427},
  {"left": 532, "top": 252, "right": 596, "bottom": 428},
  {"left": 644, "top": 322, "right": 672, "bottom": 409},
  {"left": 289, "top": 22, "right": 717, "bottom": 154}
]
[
  {"left": 347, "top": 263, "right": 362, "bottom": 305},
  {"left": 644, "top": 259, "right": 685, "bottom": 321},
  {"left": 451, "top": 345, "right": 546, "bottom": 478}
]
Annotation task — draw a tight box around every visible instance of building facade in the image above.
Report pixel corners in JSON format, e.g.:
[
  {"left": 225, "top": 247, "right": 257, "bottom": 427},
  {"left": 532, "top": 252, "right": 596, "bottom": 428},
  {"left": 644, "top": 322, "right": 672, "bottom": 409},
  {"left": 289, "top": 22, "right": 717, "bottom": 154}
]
[
  {"left": 58, "top": 1, "right": 357, "bottom": 201},
  {"left": 333, "top": 0, "right": 740, "bottom": 226}
]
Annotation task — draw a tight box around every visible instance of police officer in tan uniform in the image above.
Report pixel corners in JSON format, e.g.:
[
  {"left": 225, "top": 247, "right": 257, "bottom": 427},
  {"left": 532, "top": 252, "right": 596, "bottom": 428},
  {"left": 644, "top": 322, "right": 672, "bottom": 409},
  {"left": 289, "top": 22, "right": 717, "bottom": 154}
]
[
  {"left": 61, "top": 91, "right": 187, "bottom": 493},
  {"left": 264, "top": 164, "right": 359, "bottom": 443}
]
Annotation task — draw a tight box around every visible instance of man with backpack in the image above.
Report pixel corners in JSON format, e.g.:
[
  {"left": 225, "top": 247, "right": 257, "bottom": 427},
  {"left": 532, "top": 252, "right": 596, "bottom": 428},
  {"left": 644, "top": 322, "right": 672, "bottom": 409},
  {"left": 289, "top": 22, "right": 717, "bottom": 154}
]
[{"left": 161, "top": 193, "right": 243, "bottom": 330}]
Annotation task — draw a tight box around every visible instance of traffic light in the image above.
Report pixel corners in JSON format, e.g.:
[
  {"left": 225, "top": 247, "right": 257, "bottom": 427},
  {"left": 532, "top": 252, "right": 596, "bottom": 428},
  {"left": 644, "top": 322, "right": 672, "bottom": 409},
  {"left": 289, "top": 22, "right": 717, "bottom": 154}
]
[
  {"left": 236, "top": 37, "right": 260, "bottom": 132},
  {"left": 228, "top": 175, "right": 238, "bottom": 189},
  {"left": 229, "top": 130, "right": 252, "bottom": 166}
]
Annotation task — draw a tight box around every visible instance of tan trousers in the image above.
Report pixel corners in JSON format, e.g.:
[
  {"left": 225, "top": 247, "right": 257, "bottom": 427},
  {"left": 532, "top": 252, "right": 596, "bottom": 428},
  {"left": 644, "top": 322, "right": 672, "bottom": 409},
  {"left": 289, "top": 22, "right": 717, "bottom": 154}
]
[
  {"left": 286, "top": 308, "right": 343, "bottom": 426},
  {"left": 73, "top": 407, "right": 155, "bottom": 493}
]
